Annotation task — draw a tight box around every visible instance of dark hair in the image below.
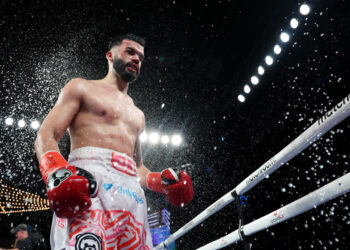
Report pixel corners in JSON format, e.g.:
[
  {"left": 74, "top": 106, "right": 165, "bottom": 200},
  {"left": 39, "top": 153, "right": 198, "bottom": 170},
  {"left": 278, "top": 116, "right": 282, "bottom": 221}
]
[{"left": 108, "top": 34, "right": 146, "bottom": 50}]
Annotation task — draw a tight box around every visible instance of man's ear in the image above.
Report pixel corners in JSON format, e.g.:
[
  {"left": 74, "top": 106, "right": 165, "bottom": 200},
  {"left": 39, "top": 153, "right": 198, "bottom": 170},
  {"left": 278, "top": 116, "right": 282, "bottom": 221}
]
[{"left": 106, "top": 51, "right": 113, "bottom": 62}]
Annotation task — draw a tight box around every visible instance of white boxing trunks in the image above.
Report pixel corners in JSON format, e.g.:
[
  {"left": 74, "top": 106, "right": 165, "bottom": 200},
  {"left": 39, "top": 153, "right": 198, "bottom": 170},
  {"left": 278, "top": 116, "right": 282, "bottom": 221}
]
[{"left": 50, "top": 147, "right": 153, "bottom": 250}]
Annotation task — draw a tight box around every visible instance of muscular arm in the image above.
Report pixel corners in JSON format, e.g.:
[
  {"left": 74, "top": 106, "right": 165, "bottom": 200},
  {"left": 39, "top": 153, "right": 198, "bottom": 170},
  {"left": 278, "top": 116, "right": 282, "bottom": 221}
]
[{"left": 34, "top": 78, "right": 84, "bottom": 162}]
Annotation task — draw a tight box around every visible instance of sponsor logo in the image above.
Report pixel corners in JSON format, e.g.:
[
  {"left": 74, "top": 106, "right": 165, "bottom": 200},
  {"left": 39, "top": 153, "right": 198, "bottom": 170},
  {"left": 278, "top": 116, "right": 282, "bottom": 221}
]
[
  {"left": 103, "top": 183, "right": 113, "bottom": 191},
  {"left": 57, "top": 218, "right": 66, "bottom": 229},
  {"left": 111, "top": 153, "right": 137, "bottom": 176},
  {"left": 246, "top": 157, "right": 277, "bottom": 185},
  {"left": 270, "top": 210, "right": 285, "bottom": 224},
  {"left": 116, "top": 185, "right": 144, "bottom": 204},
  {"left": 182, "top": 221, "right": 194, "bottom": 231},
  {"left": 207, "top": 199, "right": 225, "bottom": 214},
  {"left": 317, "top": 94, "right": 350, "bottom": 125},
  {"left": 48, "top": 168, "right": 72, "bottom": 189},
  {"left": 75, "top": 232, "right": 102, "bottom": 250},
  {"left": 220, "top": 237, "right": 228, "bottom": 246}
]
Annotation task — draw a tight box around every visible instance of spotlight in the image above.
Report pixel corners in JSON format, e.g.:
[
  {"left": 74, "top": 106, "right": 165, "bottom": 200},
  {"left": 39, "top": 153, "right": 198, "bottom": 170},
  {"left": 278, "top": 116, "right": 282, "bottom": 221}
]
[
  {"left": 300, "top": 4, "right": 310, "bottom": 15},
  {"left": 238, "top": 94, "right": 245, "bottom": 103},
  {"left": 5, "top": 117, "right": 14, "bottom": 126},
  {"left": 265, "top": 56, "right": 273, "bottom": 65},
  {"left": 290, "top": 18, "right": 299, "bottom": 29},
  {"left": 280, "top": 32, "right": 290, "bottom": 43},
  {"left": 30, "top": 120, "right": 40, "bottom": 130},
  {"left": 18, "top": 119, "right": 26, "bottom": 128},
  {"left": 149, "top": 132, "right": 160, "bottom": 144},
  {"left": 161, "top": 135, "right": 170, "bottom": 144},
  {"left": 251, "top": 76, "right": 259, "bottom": 85},
  {"left": 258, "top": 66, "right": 265, "bottom": 75},
  {"left": 139, "top": 131, "right": 147, "bottom": 142},
  {"left": 244, "top": 85, "right": 251, "bottom": 94},
  {"left": 274, "top": 44, "right": 282, "bottom": 54},
  {"left": 171, "top": 134, "right": 183, "bottom": 146}
]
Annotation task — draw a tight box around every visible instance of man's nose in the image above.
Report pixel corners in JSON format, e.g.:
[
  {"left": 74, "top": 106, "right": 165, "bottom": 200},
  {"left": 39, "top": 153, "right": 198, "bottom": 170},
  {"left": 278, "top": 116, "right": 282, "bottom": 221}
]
[
  {"left": 131, "top": 55, "right": 140, "bottom": 64},
  {"left": 131, "top": 57, "right": 140, "bottom": 64}
]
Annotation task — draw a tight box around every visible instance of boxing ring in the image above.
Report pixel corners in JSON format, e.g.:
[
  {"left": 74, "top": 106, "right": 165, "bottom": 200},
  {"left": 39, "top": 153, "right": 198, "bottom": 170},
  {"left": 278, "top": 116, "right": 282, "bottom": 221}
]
[{"left": 155, "top": 93, "right": 350, "bottom": 249}]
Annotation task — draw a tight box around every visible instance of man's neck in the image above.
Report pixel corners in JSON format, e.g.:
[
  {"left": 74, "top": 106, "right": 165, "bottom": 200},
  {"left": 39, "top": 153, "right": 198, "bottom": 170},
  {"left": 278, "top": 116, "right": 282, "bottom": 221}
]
[{"left": 102, "top": 71, "right": 129, "bottom": 93}]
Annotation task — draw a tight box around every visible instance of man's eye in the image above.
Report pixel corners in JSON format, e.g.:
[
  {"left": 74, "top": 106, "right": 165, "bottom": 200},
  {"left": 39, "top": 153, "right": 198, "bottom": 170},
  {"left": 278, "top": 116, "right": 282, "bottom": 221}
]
[{"left": 127, "top": 50, "right": 135, "bottom": 55}]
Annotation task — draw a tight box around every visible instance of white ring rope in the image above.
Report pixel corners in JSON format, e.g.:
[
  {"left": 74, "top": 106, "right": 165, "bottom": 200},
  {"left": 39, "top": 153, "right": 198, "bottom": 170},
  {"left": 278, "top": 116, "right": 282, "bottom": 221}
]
[
  {"left": 155, "top": 94, "right": 350, "bottom": 249},
  {"left": 198, "top": 171, "right": 350, "bottom": 249}
]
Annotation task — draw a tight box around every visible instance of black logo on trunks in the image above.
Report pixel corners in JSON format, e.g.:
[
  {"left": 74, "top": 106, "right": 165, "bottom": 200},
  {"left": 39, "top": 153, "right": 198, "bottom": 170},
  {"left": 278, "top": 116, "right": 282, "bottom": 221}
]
[
  {"left": 47, "top": 169, "right": 72, "bottom": 189},
  {"left": 75, "top": 232, "right": 102, "bottom": 250}
]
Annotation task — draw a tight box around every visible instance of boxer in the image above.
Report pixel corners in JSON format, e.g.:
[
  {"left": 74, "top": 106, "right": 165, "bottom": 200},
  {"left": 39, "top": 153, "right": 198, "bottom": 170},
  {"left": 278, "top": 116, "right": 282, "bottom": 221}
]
[{"left": 35, "top": 34, "right": 193, "bottom": 250}]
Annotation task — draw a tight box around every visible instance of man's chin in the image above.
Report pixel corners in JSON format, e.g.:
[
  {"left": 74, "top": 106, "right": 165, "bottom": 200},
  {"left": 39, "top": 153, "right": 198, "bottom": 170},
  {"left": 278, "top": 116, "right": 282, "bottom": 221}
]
[{"left": 121, "top": 73, "right": 138, "bottom": 83}]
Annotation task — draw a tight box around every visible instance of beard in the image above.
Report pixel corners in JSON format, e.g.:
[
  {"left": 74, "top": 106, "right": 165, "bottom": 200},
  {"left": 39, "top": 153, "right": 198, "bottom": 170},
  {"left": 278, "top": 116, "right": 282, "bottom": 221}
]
[{"left": 113, "top": 56, "right": 140, "bottom": 83}]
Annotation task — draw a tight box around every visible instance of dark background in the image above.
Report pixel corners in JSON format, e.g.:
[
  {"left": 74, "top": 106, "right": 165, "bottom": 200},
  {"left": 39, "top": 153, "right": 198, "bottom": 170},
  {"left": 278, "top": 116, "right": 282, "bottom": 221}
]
[{"left": 0, "top": 0, "right": 349, "bottom": 249}]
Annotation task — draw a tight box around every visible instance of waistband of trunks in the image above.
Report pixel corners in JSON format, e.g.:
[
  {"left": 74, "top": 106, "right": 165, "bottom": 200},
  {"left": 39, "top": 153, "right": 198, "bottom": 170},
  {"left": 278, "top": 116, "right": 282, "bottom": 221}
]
[{"left": 68, "top": 146, "right": 138, "bottom": 178}]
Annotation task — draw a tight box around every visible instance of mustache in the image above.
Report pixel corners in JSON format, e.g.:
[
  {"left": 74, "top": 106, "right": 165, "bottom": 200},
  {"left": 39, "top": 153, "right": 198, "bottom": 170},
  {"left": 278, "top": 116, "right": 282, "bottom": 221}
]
[{"left": 125, "top": 62, "right": 139, "bottom": 72}]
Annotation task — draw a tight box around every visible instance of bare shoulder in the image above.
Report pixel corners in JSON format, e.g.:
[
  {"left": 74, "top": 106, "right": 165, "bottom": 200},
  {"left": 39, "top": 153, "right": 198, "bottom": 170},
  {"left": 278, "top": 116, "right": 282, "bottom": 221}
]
[
  {"left": 60, "top": 78, "right": 93, "bottom": 98},
  {"left": 63, "top": 78, "right": 91, "bottom": 91}
]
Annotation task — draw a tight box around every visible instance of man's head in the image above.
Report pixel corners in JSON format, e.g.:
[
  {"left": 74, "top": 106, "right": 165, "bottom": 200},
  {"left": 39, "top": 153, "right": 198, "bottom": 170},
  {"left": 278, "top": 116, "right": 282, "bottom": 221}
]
[
  {"left": 107, "top": 34, "right": 146, "bottom": 83},
  {"left": 11, "top": 224, "right": 29, "bottom": 240}
]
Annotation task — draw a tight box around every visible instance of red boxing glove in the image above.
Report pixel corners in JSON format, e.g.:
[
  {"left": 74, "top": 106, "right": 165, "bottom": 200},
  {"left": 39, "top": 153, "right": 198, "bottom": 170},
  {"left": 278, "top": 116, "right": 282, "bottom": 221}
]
[
  {"left": 147, "top": 168, "right": 193, "bottom": 207},
  {"left": 40, "top": 152, "right": 98, "bottom": 218}
]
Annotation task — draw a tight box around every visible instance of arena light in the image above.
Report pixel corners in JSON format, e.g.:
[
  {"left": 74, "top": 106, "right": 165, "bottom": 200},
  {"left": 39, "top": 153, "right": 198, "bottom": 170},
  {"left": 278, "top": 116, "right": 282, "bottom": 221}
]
[
  {"left": 300, "top": 4, "right": 310, "bottom": 15},
  {"left": 258, "top": 66, "right": 265, "bottom": 75},
  {"left": 250, "top": 76, "right": 259, "bottom": 85},
  {"left": 0, "top": 182, "right": 50, "bottom": 214},
  {"left": 149, "top": 132, "right": 160, "bottom": 144},
  {"left": 273, "top": 44, "right": 282, "bottom": 55},
  {"left": 244, "top": 85, "right": 251, "bottom": 94},
  {"left": 139, "top": 131, "right": 147, "bottom": 142},
  {"left": 161, "top": 135, "right": 170, "bottom": 144},
  {"left": 280, "top": 32, "right": 290, "bottom": 43},
  {"left": 5, "top": 117, "right": 14, "bottom": 126},
  {"left": 238, "top": 94, "right": 245, "bottom": 103},
  {"left": 30, "top": 120, "right": 40, "bottom": 130},
  {"left": 18, "top": 119, "right": 26, "bottom": 128},
  {"left": 265, "top": 56, "right": 273, "bottom": 65},
  {"left": 290, "top": 18, "right": 299, "bottom": 29},
  {"left": 171, "top": 134, "right": 183, "bottom": 146}
]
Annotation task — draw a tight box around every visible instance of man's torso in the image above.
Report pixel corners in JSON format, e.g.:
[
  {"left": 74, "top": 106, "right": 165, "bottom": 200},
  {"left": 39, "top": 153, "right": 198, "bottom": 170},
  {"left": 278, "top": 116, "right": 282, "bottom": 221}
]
[{"left": 68, "top": 79, "right": 144, "bottom": 159}]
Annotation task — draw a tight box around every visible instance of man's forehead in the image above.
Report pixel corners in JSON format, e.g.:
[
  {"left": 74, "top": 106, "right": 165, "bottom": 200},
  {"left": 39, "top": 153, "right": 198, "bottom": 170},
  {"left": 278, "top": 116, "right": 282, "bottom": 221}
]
[{"left": 119, "top": 39, "right": 144, "bottom": 53}]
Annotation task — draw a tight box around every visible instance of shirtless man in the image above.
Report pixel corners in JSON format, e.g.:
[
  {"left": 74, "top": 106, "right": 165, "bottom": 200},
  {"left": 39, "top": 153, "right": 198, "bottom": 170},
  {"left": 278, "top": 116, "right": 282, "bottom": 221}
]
[{"left": 34, "top": 34, "right": 193, "bottom": 250}]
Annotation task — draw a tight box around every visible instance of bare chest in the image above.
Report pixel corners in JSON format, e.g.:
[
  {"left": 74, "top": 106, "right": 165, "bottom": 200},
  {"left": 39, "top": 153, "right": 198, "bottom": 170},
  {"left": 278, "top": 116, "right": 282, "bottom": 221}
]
[{"left": 81, "top": 88, "right": 143, "bottom": 133}]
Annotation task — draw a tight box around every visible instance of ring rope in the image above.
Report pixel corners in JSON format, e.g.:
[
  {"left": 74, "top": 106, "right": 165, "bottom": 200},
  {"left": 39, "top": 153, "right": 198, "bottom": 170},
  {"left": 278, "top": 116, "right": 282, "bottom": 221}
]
[
  {"left": 155, "top": 94, "right": 350, "bottom": 249},
  {"left": 197, "top": 171, "right": 350, "bottom": 249}
]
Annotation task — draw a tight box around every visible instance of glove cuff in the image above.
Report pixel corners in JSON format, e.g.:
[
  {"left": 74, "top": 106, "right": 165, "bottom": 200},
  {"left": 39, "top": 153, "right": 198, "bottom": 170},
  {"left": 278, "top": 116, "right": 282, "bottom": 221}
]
[
  {"left": 40, "top": 151, "right": 69, "bottom": 185},
  {"left": 146, "top": 172, "right": 164, "bottom": 193}
]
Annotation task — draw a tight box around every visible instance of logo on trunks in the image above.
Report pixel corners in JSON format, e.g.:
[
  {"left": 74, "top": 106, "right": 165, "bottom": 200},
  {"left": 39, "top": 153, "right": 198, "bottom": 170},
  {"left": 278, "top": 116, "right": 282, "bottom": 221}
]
[
  {"left": 57, "top": 218, "right": 66, "bottom": 229},
  {"left": 116, "top": 185, "right": 144, "bottom": 205},
  {"left": 270, "top": 210, "right": 285, "bottom": 224},
  {"left": 246, "top": 157, "right": 277, "bottom": 185},
  {"left": 103, "top": 183, "right": 113, "bottom": 191},
  {"left": 47, "top": 168, "right": 72, "bottom": 189},
  {"left": 317, "top": 94, "right": 350, "bottom": 125},
  {"left": 75, "top": 232, "right": 102, "bottom": 250}
]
